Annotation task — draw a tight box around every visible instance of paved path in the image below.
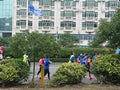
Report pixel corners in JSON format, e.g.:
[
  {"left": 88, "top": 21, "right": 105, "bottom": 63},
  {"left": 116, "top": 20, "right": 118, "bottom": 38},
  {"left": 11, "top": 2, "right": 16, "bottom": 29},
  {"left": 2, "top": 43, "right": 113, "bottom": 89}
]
[
  {"left": 26, "top": 62, "right": 63, "bottom": 84},
  {"left": 25, "top": 62, "right": 97, "bottom": 85}
]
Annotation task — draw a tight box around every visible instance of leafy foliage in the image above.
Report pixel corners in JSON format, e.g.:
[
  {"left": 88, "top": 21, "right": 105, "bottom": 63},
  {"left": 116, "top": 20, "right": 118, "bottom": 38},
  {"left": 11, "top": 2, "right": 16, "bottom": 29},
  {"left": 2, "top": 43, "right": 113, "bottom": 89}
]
[
  {"left": 0, "top": 59, "right": 30, "bottom": 84},
  {"left": 8, "top": 32, "right": 60, "bottom": 58},
  {"left": 58, "top": 33, "right": 79, "bottom": 48},
  {"left": 91, "top": 8, "right": 120, "bottom": 48},
  {"left": 91, "top": 54, "right": 120, "bottom": 83},
  {"left": 50, "top": 63, "right": 87, "bottom": 86}
]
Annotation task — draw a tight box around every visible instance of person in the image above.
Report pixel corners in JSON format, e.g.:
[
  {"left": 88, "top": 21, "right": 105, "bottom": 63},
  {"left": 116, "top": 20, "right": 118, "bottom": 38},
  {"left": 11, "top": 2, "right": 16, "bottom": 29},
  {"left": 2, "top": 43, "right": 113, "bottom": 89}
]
[
  {"left": 37, "top": 57, "right": 45, "bottom": 77},
  {"left": 70, "top": 52, "right": 75, "bottom": 63},
  {"left": 92, "top": 53, "right": 97, "bottom": 61},
  {"left": 44, "top": 56, "right": 52, "bottom": 80},
  {"left": 85, "top": 54, "right": 92, "bottom": 80},
  {"left": 23, "top": 53, "right": 29, "bottom": 65},
  {"left": 0, "top": 49, "right": 3, "bottom": 60},
  {"left": 77, "top": 54, "right": 81, "bottom": 64}
]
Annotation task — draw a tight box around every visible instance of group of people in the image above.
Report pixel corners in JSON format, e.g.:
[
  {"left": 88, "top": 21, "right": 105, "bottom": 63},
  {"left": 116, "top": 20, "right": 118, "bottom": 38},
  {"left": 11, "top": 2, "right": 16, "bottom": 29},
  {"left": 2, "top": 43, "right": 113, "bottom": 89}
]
[
  {"left": 36, "top": 56, "right": 52, "bottom": 80},
  {"left": 70, "top": 52, "right": 99, "bottom": 80}
]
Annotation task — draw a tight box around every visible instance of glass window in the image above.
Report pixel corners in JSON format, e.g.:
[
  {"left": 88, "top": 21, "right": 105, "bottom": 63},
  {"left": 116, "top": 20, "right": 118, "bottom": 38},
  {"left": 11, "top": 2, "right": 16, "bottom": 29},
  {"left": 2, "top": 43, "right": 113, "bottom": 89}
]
[
  {"left": 17, "top": 0, "right": 27, "bottom": 6},
  {"left": 60, "top": 21, "right": 76, "bottom": 27},
  {"left": 61, "top": 0, "right": 76, "bottom": 7},
  {"left": 28, "top": 21, "right": 32, "bottom": 26},
  {"left": 82, "top": 11, "right": 98, "bottom": 17},
  {"left": 39, "top": 0, "right": 54, "bottom": 6},
  {"left": 80, "top": 34, "right": 94, "bottom": 40},
  {"left": 16, "top": 20, "right": 26, "bottom": 26},
  {"left": 17, "top": 9, "right": 26, "bottom": 16},
  {"left": 82, "top": 0, "right": 98, "bottom": 7},
  {"left": 43, "top": 10, "right": 54, "bottom": 16},
  {"left": 105, "top": 1, "right": 118, "bottom": 7},
  {"left": 82, "top": 22, "right": 97, "bottom": 28},
  {"left": 0, "top": 0, "right": 12, "bottom": 31},
  {"left": 39, "top": 20, "right": 54, "bottom": 27},
  {"left": 105, "top": 11, "right": 116, "bottom": 17},
  {"left": 61, "top": 11, "right": 76, "bottom": 17}
]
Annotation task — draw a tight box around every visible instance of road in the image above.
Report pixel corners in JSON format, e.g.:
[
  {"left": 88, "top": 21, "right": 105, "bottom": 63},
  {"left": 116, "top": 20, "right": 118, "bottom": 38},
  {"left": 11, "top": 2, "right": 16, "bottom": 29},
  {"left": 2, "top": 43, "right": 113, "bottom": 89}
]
[
  {"left": 25, "top": 62, "right": 97, "bottom": 85},
  {"left": 26, "top": 62, "right": 63, "bottom": 84}
]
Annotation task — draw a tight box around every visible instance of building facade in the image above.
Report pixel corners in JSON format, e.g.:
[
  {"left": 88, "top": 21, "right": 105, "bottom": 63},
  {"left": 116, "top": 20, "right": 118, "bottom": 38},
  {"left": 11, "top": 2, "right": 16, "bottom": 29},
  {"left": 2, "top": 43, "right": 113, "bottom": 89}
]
[
  {"left": 0, "top": 0, "right": 12, "bottom": 38},
  {"left": 12, "top": 0, "right": 120, "bottom": 47}
]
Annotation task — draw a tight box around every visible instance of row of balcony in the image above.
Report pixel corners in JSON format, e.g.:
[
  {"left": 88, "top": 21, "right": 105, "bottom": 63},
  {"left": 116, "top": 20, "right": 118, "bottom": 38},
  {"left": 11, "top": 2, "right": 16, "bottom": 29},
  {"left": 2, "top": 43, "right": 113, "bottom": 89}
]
[
  {"left": 16, "top": 5, "right": 117, "bottom": 12},
  {"left": 16, "top": 26, "right": 97, "bottom": 31},
  {"left": 16, "top": 15, "right": 99, "bottom": 21}
]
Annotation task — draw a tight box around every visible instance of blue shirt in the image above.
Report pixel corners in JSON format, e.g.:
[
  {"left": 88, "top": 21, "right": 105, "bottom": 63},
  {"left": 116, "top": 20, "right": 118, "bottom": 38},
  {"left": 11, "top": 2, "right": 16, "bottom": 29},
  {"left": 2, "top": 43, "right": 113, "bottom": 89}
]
[
  {"left": 44, "top": 58, "right": 51, "bottom": 70},
  {"left": 70, "top": 55, "right": 75, "bottom": 62}
]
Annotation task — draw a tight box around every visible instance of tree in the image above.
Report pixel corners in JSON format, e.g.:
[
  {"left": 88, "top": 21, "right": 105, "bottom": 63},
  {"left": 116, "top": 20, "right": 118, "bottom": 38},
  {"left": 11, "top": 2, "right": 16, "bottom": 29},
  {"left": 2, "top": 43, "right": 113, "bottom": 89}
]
[
  {"left": 8, "top": 32, "right": 60, "bottom": 84},
  {"left": 58, "top": 33, "right": 79, "bottom": 48},
  {"left": 8, "top": 34, "right": 26, "bottom": 57},
  {"left": 91, "top": 8, "right": 120, "bottom": 48},
  {"left": 90, "top": 20, "right": 111, "bottom": 47},
  {"left": 0, "top": 37, "right": 11, "bottom": 47}
]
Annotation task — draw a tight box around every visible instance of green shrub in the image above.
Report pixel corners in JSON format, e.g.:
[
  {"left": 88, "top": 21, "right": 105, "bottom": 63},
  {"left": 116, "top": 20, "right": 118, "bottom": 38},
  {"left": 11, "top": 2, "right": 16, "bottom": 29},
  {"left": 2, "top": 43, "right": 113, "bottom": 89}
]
[
  {"left": 0, "top": 59, "right": 30, "bottom": 84},
  {"left": 91, "top": 54, "right": 120, "bottom": 83},
  {"left": 0, "top": 65, "right": 19, "bottom": 84},
  {"left": 51, "top": 58, "right": 69, "bottom": 62},
  {"left": 50, "top": 63, "right": 87, "bottom": 86}
]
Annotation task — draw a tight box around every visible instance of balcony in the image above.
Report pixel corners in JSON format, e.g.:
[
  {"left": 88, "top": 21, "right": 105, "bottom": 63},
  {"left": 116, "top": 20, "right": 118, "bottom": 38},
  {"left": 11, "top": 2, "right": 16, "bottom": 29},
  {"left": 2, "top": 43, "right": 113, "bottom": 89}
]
[
  {"left": 44, "top": 6, "right": 50, "bottom": 8},
  {"left": 86, "top": 17, "right": 94, "bottom": 21},
  {"left": 65, "top": 17, "right": 72, "bottom": 19},
  {"left": 43, "top": 26, "right": 49, "bottom": 29},
  {"left": 43, "top": 16, "right": 50, "bottom": 19},
  {"left": 65, "top": 6, "right": 72, "bottom": 9},
  {"left": 28, "top": 26, "right": 33, "bottom": 29}
]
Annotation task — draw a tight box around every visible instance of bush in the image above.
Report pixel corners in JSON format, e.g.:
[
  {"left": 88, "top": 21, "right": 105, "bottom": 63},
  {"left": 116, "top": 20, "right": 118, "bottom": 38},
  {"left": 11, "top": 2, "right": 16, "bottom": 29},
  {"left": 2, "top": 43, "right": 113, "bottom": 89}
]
[
  {"left": 91, "top": 54, "right": 120, "bottom": 83},
  {"left": 0, "top": 59, "right": 30, "bottom": 85},
  {"left": 50, "top": 63, "right": 87, "bottom": 86},
  {"left": 0, "top": 65, "right": 19, "bottom": 83}
]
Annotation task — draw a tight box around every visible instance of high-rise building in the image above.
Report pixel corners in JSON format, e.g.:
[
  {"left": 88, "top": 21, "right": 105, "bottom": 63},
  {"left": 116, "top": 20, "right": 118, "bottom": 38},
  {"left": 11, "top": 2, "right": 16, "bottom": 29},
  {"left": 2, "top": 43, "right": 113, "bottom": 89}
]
[
  {"left": 0, "top": 0, "right": 12, "bottom": 38},
  {"left": 12, "top": 0, "right": 120, "bottom": 47}
]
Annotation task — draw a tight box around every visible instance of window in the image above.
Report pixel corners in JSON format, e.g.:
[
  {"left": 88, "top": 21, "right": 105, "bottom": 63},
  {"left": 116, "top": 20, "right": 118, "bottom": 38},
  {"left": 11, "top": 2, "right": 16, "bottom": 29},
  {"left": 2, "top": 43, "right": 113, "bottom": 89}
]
[
  {"left": 61, "top": 11, "right": 76, "bottom": 17},
  {"left": 82, "top": 11, "right": 98, "bottom": 17},
  {"left": 61, "top": 0, "right": 76, "bottom": 7},
  {"left": 43, "top": 10, "right": 54, "bottom": 16},
  {"left": 39, "top": 0, "right": 54, "bottom": 6},
  {"left": 39, "top": 20, "right": 54, "bottom": 27},
  {"left": 80, "top": 34, "right": 94, "bottom": 40},
  {"left": 17, "top": 9, "right": 26, "bottom": 16},
  {"left": 82, "top": 22, "right": 97, "bottom": 28},
  {"left": 28, "top": 21, "right": 32, "bottom": 26},
  {"left": 60, "top": 21, "right": 76, "bottom": 27},
  {"left": 17, "top": 0, "right": 27, "bottom": 6},
  {"left": 82, "top": 0, "right": 98, "bottom": 7},
  {"left": 16, "top": 20, "right": 26, "bottom": 26},
  {"left": 105, "top": 1, "right": 118, "bottom": 7},
  {"left": 105, "top": 11, "right": 116, "bottom": 17}
]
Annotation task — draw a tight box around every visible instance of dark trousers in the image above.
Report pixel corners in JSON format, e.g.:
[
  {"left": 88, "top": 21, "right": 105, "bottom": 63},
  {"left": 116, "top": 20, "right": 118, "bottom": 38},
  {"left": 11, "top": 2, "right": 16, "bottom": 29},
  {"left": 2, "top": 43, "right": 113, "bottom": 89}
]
[
  {"left": 44, "top": 69, "right": 50, "bottom": 80},
  {"left": 37, "top": 65, "right": 42, "bottom": 75}
]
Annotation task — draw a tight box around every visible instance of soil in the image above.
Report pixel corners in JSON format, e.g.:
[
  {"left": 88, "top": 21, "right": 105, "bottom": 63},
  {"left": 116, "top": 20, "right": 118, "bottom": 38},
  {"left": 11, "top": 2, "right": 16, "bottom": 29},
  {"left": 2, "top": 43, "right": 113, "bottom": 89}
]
[{"left": 0, "top": 83, "right": 120, "bottom": 90}]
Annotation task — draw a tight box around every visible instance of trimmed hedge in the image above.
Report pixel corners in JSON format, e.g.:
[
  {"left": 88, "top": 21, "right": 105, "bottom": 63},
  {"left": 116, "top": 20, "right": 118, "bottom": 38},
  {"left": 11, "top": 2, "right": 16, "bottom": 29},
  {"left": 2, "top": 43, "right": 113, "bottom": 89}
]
[
  {"left": 50, "top": 63, "right": 87, "bottom": 86},
  {"left": 0, "top": 59, "right": 30, "bottom": 85},
  {"left": 91, "top": 54, "right": 120, "bottom": 83},
  {"left": 4, "top": 47, "right": 114, "bottom": 60}
]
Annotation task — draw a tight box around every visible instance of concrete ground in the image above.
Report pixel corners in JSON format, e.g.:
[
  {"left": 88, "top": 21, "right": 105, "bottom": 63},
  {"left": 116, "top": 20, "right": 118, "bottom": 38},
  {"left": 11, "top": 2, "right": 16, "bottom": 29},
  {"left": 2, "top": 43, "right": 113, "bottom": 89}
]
[{"left": 26, "top": 62, "right": 97, "bottom": 85}]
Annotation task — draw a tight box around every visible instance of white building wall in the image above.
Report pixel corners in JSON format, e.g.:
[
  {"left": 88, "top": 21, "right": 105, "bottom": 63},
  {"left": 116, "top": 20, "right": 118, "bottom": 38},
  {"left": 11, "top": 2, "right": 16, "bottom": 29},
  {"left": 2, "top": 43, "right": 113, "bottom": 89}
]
[{"left": 12, "top": 0, "right": 120, "bottom": 46}]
